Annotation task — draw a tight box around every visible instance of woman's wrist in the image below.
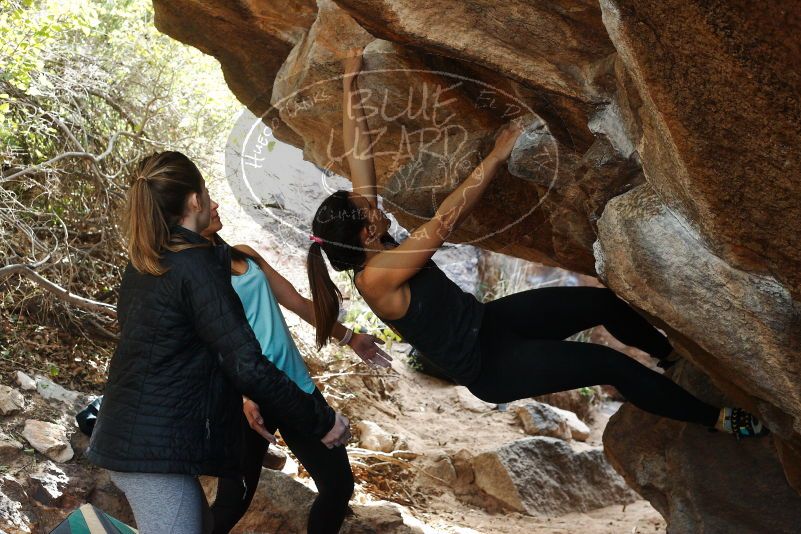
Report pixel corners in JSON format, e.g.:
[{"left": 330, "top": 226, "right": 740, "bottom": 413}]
[
  {"left": 484, "top": 151, "right": 506, "bottom": 167},
  {"left": 337, "top": 327, "right": 354, "bottom": 347}
]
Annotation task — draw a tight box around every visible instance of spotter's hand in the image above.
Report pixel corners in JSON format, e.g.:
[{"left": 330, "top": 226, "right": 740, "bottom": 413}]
[{"left": 348, "top": 332, "right": 393, "bottom": 369}]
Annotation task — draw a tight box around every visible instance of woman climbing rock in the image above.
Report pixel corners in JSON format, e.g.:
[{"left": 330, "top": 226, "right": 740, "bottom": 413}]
[{"left": 305, "top": 51, "right": 768, "bottom": 440}]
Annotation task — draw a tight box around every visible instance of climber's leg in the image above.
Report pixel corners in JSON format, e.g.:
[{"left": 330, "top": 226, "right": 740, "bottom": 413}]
[
  {"left": 485, "top": 286, "right": 673, "bottom": 359},
  {"left": 466, "top": 332, "right": 719, "bottom": 426}
]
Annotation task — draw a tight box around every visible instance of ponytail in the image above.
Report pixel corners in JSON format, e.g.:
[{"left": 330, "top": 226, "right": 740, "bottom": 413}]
[
  {"left": 306, "top": 189, "right": 371, "bottom": 349},
  {"left": 126, "top": 178, "right": 170, "bottom": 275},
  {"left": 307, "top": 241, "right": 342, "bottom": 350},
  {"left": 123, "top": 151, "right": 204, "bottom": 276}
]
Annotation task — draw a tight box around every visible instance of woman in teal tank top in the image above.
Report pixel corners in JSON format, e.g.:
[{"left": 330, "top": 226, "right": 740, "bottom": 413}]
[
  {"left": 201, "top": 202, "right": 390, "bottom": 534},
  {"left": 230, "top": 255, "right": 317, "bottom": 393}
]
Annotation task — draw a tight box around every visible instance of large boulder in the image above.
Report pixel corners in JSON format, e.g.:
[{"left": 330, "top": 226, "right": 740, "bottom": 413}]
[
  {"left": 603, "top": 360, "right": 801, "bottom": 534},
  {"left": 595, "top": 183, "right": 801, "bottom": 488},
  {"left": 333, "top": 0, "right": 616, "bottom": 103},
  {"left": 599, "top": 0, "right": 801, "bottom": 300},
  {"left": 471, "top": 437, "right": 636, "bottom": 516},
  {"left": 591, "top": 2, "right": 801, "bottom": 503},
  {"left": 153, "top": 0, "right": 317, "bottom": 146}
]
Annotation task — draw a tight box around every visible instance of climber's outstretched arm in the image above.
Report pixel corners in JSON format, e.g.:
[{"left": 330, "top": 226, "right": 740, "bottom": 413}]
[
  {"left": 359, "top": 122, "right": 523, "bottom": 294},
  {"left": 342, "top": 51, "right": 378, "bottom": 209}
]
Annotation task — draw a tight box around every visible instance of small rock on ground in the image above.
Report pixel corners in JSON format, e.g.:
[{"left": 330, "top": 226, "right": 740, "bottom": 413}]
[{"left": 21, "top": 420, "right": 74, "bottom": 463}]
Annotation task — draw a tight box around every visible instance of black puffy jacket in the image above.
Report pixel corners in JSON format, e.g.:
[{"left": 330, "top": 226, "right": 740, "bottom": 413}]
[{"left": 86, "top": 226, "right": 334, "bottom": 478}]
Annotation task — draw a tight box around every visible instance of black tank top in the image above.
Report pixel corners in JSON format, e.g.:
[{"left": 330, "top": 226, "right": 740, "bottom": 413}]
[{"left": 380, "top": 260, "right": 484, "bottom": 385}]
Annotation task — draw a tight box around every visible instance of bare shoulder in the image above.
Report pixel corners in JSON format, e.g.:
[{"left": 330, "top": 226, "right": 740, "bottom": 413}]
[
  {"left": 355, "top": 264, "right": 393, "bottom": 301},
  {"left": 354, "top": 266, "right": 410, "bottom": 320},
  {"left": 353, "top": 269, "right": 375, "bottom": 298}
]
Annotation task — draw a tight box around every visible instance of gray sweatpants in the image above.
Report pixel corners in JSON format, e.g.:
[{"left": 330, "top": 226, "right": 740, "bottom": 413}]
[{"left": 110, "top": 471, "right": 210, "bottom": 534}]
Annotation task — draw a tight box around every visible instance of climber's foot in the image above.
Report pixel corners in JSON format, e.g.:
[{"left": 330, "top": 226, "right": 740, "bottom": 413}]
[{"left": 716, "top": 407, "right": 770, "bottom": 439}]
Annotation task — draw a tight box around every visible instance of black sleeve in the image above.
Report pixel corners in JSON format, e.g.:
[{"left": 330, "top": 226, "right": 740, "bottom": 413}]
[{"left": 181, "top": 250, "right": 335, "bottom": 439}]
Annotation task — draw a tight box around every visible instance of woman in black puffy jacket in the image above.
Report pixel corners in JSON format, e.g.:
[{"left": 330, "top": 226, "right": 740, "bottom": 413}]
[{"left": 86, "top": 151, "right": 350, "bottom": 534}]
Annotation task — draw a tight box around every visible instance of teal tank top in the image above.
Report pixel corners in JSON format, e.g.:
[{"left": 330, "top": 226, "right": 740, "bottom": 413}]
[{"left": 230, "top": 258, "right": 315, "bottom": 393}]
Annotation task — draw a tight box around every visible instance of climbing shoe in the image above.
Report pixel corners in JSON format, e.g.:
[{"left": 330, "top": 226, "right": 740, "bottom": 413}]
[{"left": 719, "top": 407, "right": 771, "bottom": 439}]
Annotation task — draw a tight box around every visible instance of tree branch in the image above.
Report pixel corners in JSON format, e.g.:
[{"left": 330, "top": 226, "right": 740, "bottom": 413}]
[
  {"left": 85, "top": 89, "right": 141, "bottom": 134},
  {"left": 0, "top": 131, "right": 145, "bottom": 182},
  {"left": 0, "top": 264, "right": 117, "bottom": 318}
]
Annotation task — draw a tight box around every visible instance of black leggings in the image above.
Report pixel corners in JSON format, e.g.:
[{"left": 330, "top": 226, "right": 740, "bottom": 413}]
[
  {"left": 466, "top": 287, "right": 719, "bottom": 427},
  {"left": 211, "top": 390, "right": 353, "bottom": 534}
]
